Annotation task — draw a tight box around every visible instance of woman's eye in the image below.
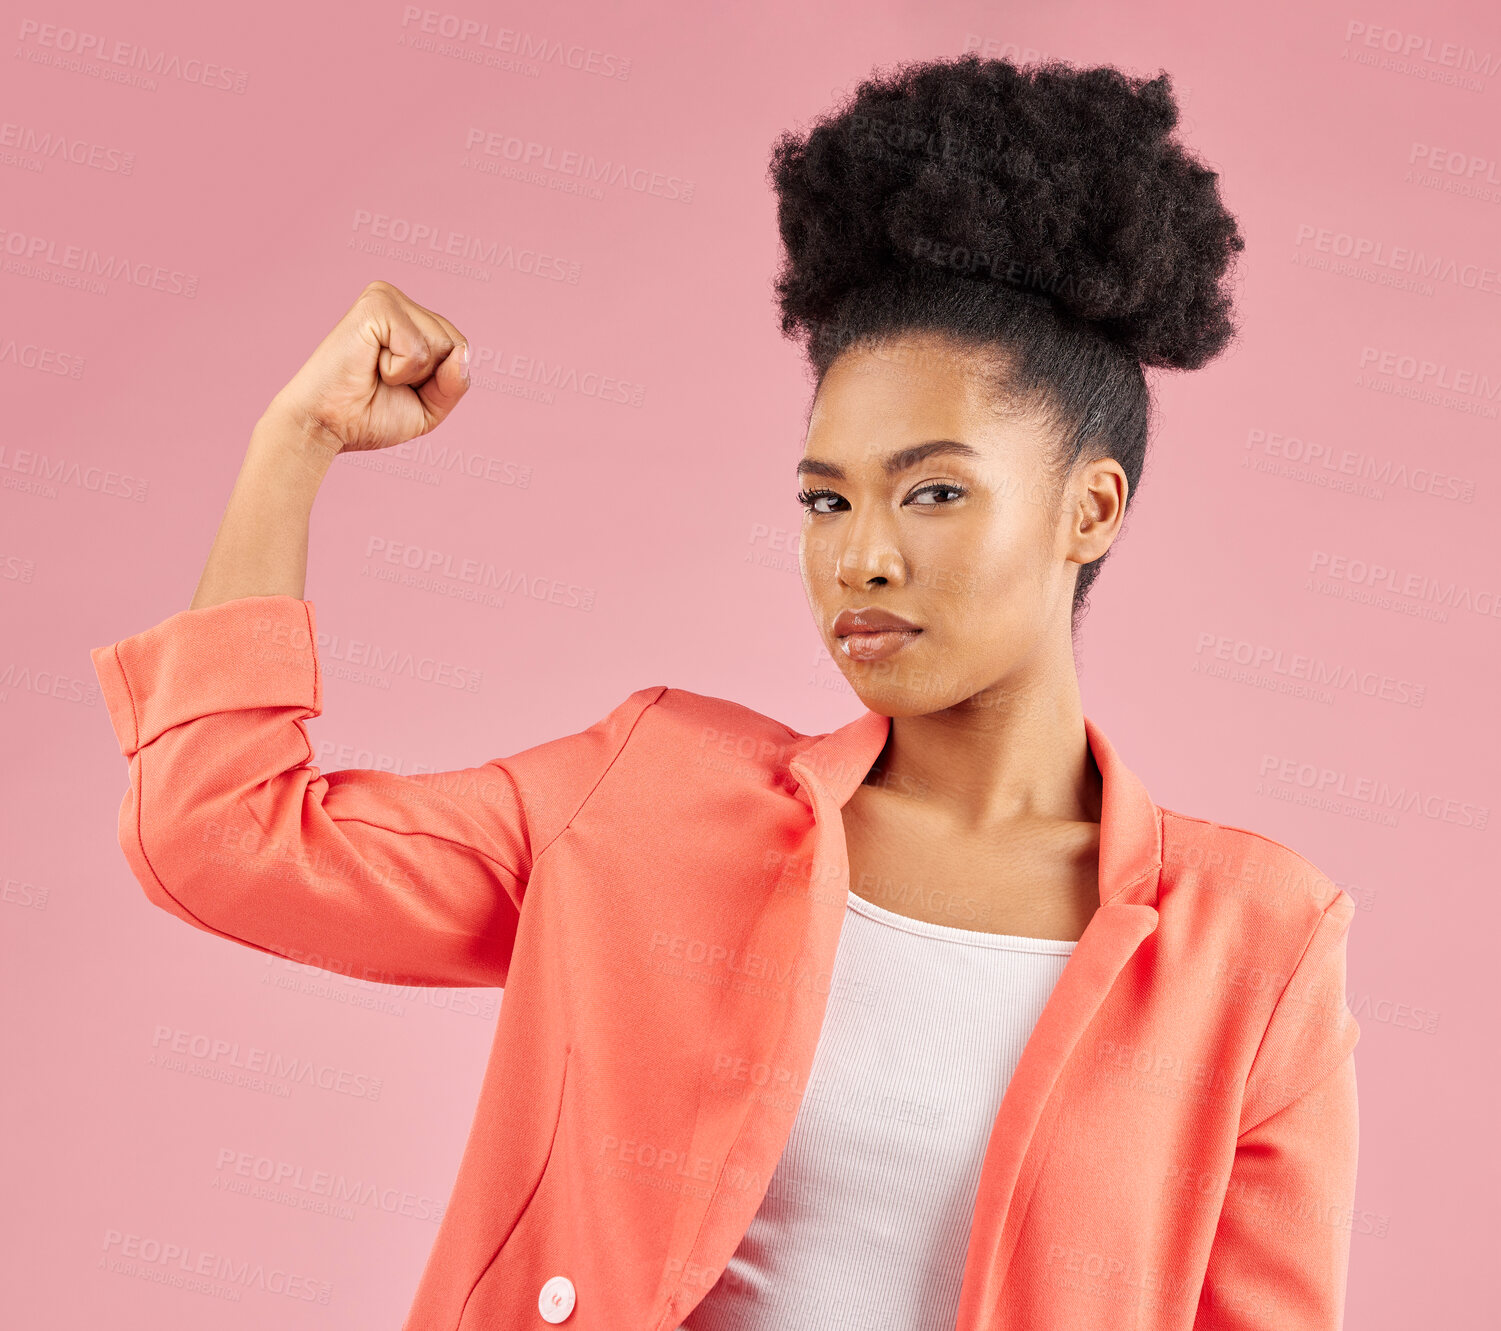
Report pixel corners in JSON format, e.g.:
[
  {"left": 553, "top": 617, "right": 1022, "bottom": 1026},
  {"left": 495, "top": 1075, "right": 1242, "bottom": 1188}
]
[
  {"left": 908, "top": 483, "right": 965, "bottom": 506},
  {"left": 796, "top": 483, "right": 965, "bottom": 513},
  {"left": 796, "top": 487, "right": 844, "bottom": 514}
]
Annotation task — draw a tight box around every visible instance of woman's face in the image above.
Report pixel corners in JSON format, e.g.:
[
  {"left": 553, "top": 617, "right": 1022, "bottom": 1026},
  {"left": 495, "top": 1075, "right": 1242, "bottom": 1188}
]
[{"left": 797, "top": 331, "right": 1126, "bottom": 718}]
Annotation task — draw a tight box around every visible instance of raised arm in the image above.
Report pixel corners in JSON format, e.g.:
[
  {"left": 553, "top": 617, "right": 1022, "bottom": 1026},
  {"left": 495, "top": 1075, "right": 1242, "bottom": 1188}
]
[
  {"left": 191, "top": 277, "right": 470, "bottom": 608},
  {"left": 91, "top": 281, "right": 650, "bottom": 988},
  {"left": 91, "top": 595, "right": 656, "bottom": 988}
]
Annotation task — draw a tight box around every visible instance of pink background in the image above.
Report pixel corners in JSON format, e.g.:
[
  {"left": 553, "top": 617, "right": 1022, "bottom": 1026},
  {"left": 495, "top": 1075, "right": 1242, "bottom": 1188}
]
[{"left": 4, "top": 0, "right": 1496, "bottom": 1324}]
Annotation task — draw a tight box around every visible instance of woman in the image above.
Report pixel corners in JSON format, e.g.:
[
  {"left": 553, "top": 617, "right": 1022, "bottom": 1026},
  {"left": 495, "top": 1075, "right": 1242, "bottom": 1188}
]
[{"left": 91, "top": 54, "right": 1359, "bottom": 1331}]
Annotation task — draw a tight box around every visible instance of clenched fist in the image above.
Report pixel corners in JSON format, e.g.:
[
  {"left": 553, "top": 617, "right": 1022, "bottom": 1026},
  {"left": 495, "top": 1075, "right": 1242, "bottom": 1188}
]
[{"left": 267, "top": 279, "right": 470, "bottom": 457}]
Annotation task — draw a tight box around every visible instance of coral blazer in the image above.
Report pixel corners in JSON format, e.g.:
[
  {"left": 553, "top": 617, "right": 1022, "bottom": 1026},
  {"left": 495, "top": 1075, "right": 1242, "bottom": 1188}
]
[{"left": 90, "top": 594, "right": 1361, "bottom": 1331}]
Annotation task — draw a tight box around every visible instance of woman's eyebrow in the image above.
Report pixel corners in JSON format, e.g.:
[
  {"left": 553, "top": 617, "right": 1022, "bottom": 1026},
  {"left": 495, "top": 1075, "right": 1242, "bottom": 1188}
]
[{"left": 796, "top": 438, "right": 981, "bottom": 480}]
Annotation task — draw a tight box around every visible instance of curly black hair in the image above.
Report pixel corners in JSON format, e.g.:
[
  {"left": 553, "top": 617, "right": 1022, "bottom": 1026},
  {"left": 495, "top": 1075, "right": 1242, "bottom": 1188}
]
[{"left": 769, "top": 53, "right": 1245, "bottom": 630}]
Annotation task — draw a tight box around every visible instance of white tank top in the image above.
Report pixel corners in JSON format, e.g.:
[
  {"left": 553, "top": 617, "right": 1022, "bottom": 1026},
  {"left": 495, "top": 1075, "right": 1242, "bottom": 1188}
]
[{"left": 678, "top": 891, "right": 1077, "bottom": 1331}]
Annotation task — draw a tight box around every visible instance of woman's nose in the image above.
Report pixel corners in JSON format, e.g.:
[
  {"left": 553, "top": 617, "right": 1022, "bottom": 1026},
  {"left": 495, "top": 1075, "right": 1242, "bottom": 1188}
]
[{"left": 836, "top": 536, "right": 905, "bottom": 589}]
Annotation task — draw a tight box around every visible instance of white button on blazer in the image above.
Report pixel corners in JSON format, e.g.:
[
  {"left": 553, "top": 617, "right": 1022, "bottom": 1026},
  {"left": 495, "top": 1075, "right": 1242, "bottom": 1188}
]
[{"left": 538, "top": 1274, "right": 576, "bottom": 1323}]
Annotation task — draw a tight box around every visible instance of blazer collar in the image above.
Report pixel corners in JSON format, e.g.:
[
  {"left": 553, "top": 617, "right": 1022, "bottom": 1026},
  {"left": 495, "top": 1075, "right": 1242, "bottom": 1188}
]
[
  {"left": 784, "top": 704, "right": 1164, "bottom": 1328},
  {"left": 789, "top": 707, "right": 1162, "bottom": 911},
  {"left": 662, "top": 705, "right": 1163, "bottom": 1331}
]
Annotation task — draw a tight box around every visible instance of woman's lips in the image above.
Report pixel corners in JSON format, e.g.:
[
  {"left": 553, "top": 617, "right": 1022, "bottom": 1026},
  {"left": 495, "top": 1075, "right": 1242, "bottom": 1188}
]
[{"left": 838, "top": 628, "right": 922, "bottom": 663}]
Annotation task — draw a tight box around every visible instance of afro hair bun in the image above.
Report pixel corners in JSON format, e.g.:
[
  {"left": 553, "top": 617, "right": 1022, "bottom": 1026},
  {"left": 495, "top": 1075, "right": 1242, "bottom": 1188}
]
[{"left": 769, "top": 54, "right": 1246, "bottom": 371}]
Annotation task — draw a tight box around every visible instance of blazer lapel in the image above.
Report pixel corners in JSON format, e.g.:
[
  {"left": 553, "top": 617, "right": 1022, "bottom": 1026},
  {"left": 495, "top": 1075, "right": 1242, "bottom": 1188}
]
[
  {"left": 661, "top": 709, "right": 1161, "bottom": 1331},
  {"left": 656, "top": 708, "right": 888, "bottom": 1330},
  {"left": 953, "top": 716, "right": 1163, "bottom": 1326}
]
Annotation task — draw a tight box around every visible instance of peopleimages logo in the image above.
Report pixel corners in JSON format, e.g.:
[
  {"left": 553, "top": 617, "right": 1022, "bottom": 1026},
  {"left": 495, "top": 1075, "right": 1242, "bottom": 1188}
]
[
  {"left": 314, "top": 630, "right": 484, "bottom": 693},
  {"left": 1191, "top": 629, "right": 1427, "bottom": 710},
  {"left": 348, "top": 209, "right": 582, "bottom": 285},
  {"left": 212, "top": 1146, "right": 447, "bottom": 1225},
  {"left": 1291, "top": 223, "right": 1500, "bottom": 297},
  {"left": 0, "top": 333, "right": 87, "bottom": 378},
  {"left": 1255, "top": 752, "right": 1489, "bottom": 831},
  {"left": 1355, "top": 346, "right": 1500, "bottom": 422},
  {"left": 360, "top": 536, "right": 597, "bottom": 611},
  {"left": 0, "top": 119, "right": 135, "bottom": 175},
  {"left": 0, "top": 225, "right": 198, "bottom": 298},
  {"left": 1307, "top": 549, "right": 1501, "bottom": 621},
  {"left": 1403, "top": 140, "right": 1501, "bottom": 204},
  {"left": 98, "top": 1228, "right": 331, "bottom": 1303},
  {"left": 397, "top": 7, "right": 632, "bottom": 80},
  {"left": 14, "top": 20, "right": 251, "bottom": 93},
  {"left": 1341, "top": 20, "right": 1498, "bottom": 91},
  {"left": 1242, "top": 426, "right": 1478, "bottom": 500},
  {"left": 461, "top": 127, "right": 694, "bottom": 203},
  {"left": 0, "top": 442, "right": 149, "bottom": 501},
  {"left": 1406, "top": 141, "right": 1501, "bottom": 187},
  {"left": 148, "top": 1024, "right": 387, "bottom": 1101}
]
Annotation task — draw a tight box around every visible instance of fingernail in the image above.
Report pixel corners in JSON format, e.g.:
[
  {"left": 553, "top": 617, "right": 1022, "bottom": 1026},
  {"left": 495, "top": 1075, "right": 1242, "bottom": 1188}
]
[{"left": 460, "top": 342, "right": 470, "bottom": 380}]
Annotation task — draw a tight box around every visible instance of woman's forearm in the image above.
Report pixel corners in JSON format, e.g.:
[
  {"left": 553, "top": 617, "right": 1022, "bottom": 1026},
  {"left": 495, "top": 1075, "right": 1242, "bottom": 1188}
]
[
  {"left": 189, "top": 400, "right": 342, "bottom": 610},
  {"left": 187, "top": 280, "right": 469, "bottom": 610}
]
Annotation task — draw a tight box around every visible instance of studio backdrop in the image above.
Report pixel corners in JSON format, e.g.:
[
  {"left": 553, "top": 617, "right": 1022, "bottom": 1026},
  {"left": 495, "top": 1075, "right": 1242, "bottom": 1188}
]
[{"left": 3, "top": 1, "right": 1495, "bottom": 1328}]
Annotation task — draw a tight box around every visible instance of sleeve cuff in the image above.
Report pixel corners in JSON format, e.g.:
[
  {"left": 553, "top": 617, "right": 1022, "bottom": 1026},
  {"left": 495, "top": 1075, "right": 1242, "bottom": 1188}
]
[{"left": 89, "top": 595, "right": 322, "bottom": 758}]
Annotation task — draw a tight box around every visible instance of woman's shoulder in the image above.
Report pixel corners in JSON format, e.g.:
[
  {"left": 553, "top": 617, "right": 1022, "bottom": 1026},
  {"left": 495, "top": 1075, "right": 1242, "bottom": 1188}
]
[
  {"left": 616, "top": 685, "right": 809, "bottom": 767},
  {"left": 1156, "top": 806, "right": 1361, "bottom": 1062},
  {"left": 507, "top": 685, "right": 817, "bottom": 789},
  {"left": 1155, "top": 803, "right": 1357, "bottom": 938},
  {"left": 492, "top": 686, "right": 813, "bottom": 842}
]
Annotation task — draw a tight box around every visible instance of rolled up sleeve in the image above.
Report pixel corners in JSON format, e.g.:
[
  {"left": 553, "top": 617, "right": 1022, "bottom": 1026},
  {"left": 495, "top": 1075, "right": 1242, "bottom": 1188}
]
[{"left": 90, "top": 594, "right": 660, "bottom": 989}]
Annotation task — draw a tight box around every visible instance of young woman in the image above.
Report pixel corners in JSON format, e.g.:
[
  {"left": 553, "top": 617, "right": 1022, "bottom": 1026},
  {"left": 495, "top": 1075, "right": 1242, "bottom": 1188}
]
[{"left": 92, "top": 54, "right": 1360, "bottom": 1331}]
